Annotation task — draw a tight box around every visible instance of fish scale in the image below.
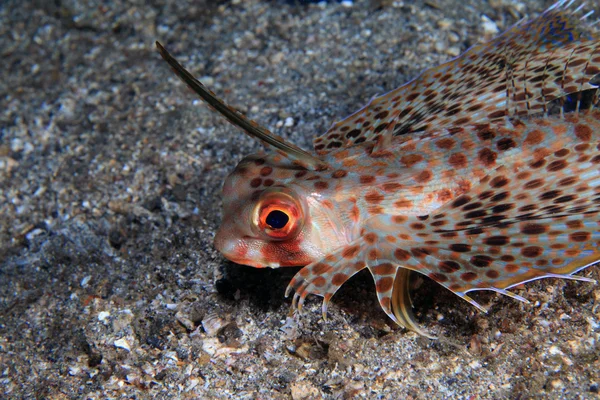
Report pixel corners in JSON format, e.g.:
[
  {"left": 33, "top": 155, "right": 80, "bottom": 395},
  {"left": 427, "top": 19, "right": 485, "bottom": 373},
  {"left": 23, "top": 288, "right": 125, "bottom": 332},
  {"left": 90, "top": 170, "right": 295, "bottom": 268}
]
[{"left": 157, "top": 0, "right": 600, "bottom": 338}]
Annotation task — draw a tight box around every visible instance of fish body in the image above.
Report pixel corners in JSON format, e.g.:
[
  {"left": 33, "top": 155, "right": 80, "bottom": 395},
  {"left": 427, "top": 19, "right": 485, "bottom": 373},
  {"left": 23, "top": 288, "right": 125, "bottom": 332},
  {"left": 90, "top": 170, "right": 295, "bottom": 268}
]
[{"left": 157, "top": 0, "right": 600, "bottom": 337}]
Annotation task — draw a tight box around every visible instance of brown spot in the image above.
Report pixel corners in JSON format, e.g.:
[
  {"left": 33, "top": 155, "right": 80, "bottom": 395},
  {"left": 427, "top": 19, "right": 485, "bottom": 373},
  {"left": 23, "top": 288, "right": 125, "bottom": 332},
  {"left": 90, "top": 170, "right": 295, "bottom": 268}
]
[
  {"left": 475, "top": 124, "right": 495, "bottom": 141},
  {"left": 312, "top": 276, "right": 327, "bottom": 287},
  {"left": 505, "top": 264, "right": 520, "bottom": 273},
  {"left": 439, "top": 260, "right": 461, "bottom": 273},
  {"left": 566, "top": 220, "right": 583, "bottom": 229},
  {"left": 574, "top": 123, "right": 592, "bottom": 141},
  {"left": 524, "top": 129, "right": 545, "bottom": 146},
  {"left": 554, "top": 148, "right": 570, "bottom": 158},
  {"left": 449, "top": 243, "right": 471, "bottom": 253},
  {"left": 368, "top": 249, "right": 381, "bottom": 260},
  {"left": 524, "top": 178, "right": 544, "bottom": 190},
  {"left": 250, "top": 178, "right": 262, "bottom": 188},
  {"left": 394, "top": 199, "right": 413, "bottom": 209},
  {"left": 264, "top": 179, "right": 274, "bottom": 186},
  {"left": 448, "top": 152, "right": 468, "bottom": 169},
  {"left": 365, "top": 190, "right": 384, "bottom": 204},
  {"left": 360, "top": 175, "right": 376, "bottom": 184},
  {"left": 558, "top": 177, "right": 577, "bottom": 187},
  {"left": 394, "top": 248, "right": 411, "bottom": 261},
  {"left": 376, "top": 277, "right": 394, "bottom": 293},
  {"left": 314, "top": 181, "right": 329, "bottom": 190},
  {"left": 392, "top": 215, "right": 408, "bottom": 224},
  {"left": 332, "top": 273, "right": 349, "bottom": 287},
  {"left": 569, "top": 231, "right": 590, "bottom": 242},
  {"left": 295, "top": 170, "right": 307, "bottom": 178},
  {"left": 435, "top": 138, "right": 456, "bottom": 150},
  {"left": 478, "top": 148, "right": 497, "bottom": 167},
  {"left": 546, "top": 159, "right": 568, "bottom": 172},
  {"left": 489, "top": 176, "right": 510, "bottom": 188},
  {"left": 451, "top": 195, "right": 471, "bottom": 208},
  {"left": 470, "top": 255, "right": 493, "bottom": 268},
  {"left": 410, "top": 222, "right": 426, "bottom": 230},
  {"left": 346, "top": 129, "right": 361, "bottom": 139},
  {"left": 497, "top": 138, "right": 517, "bottom": 151},
  {"left": 400, "top": 154, "right": 424, "bottom": 168},
  {"left": 486, "top": 270, "right": 500, "bottom": 279},
  {"left": 411, "top": 247, "right": 430, "bottom": 258},
  {"left": 484, "top": 236, "right": 510, "bottom": 246},
  {"left": 312, "top": 263, "right": 333, "bottom": 275},
  {"left": 260, "top": 166, "right": 272, "bottom": 176},
  {"left": 530, "top": 159, "right": 546, "bottom": 169},
  {"left": 516, "top": 171, "right": 531, "bottom": 180},
  {"left": 414, "top": 170, "right": 433, "bottom": 183},
  {"left": 363, "top": 232, "right": 379, "bottom": 244},
  {"left": 460, "top": 272, "right": 478, "bottom": 282},
  {"left": 342, "top": 245, "right": 360, "bottom": 259},
  {"left": 521, "top": 246, "right": 543, "bottom": 258},
  {"left": 372, "top": 263, "right": 395, "bottom": 275},
  {"left": 521, "top": 223, "right": 548, "bottom": 235},
  {"left": 254, "top": 158, "right": 266, "bottom": 165},
  {"left": 374, "top": 110, "right": 389, "bottom": 120},
  {"left": 382, "top": 182, "right": 403, "bottom": 192},
  {"left": 332, "top": 169, "right": 348, "bottom": 179}
]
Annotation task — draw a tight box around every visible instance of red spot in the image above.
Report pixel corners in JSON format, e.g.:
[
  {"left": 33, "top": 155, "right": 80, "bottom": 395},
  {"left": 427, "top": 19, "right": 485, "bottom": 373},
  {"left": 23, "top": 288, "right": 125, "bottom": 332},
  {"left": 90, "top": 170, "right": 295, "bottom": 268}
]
[
  {"left": 332, "top": 169, "right": 348, "bottom": 179},
  {"left": 460, "top": 272, "right": 478, "bottom": 282},
  {"left": 312, "top": 276, "right": 327, "bottom": 287},
  {"left": 260, "top": 166, "right": 273, "bottom": 176},
  {"left": 376, "top": 277, "right": 394, "bottom": 293},
  {"left": 360, "top": 175, "right": 376, "bottom": 184},
  {"left": 394, "top": 199, "right": 413, "bottom": 209},
  {"left": 372, "top": 263, "right": 395, "bottom": 275},
  {"left": 382, "top": 182, "right": 403, "bottom": 192},
  {"left": 394, "top": 248, "right": 411, "bottom": 261},
  {"left": 312, "top": 263, "right": 333, "bottom": 275},
  {"left": 342, "top": 245, "right": 360, "bottom": 259},
  {"left": 332, "top": 273, "right": 348, "bottom": 286},
  {"left": 392, "top": 215, "right": 408, "bottom": 223},
  {"left": 435, "top": 138, "right": 456, "bottom": 150},
  {"left": 250, "top": 178, "right": 262, "bottom": 188},
  {"left": 401, "top": 154, "right": 424, "bottom": 167},
  {"left": 574, "top": 124, "right": 592, "bottom": 141},
  {"left": 414, "top": 170, "right": 433, "bottom": 183},
  {"left": 524, "top": 130, "right": 545, "bottom": 146},
  {"left": 365, "top": 190, "right": 384, "bottom": 204},
  {"left": 363, "top": 232, "right": 378, "bottom": 244},
  {"left": 314, "top": 181, "right": 329, "bottom": 190}
]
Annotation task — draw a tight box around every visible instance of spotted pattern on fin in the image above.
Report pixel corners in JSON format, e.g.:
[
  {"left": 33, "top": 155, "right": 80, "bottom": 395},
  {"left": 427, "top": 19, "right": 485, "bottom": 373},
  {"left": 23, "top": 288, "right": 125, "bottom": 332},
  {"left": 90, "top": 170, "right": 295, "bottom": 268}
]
[{"left": 315, "top": 2, "right": 600, "bottom": 155}]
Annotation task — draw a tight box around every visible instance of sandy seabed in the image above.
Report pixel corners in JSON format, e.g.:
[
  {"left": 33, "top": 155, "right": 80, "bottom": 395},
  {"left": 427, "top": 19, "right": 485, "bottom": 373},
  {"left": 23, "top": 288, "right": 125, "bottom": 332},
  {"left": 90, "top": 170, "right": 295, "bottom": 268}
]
[{"left": 1, "top": 0, "right": 598, "bottom": 398}]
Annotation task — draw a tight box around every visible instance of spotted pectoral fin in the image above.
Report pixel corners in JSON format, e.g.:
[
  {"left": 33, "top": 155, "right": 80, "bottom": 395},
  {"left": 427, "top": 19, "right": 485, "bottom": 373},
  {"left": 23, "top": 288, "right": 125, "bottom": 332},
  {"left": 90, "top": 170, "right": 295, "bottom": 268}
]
[
  {"left": 285, "top": 239, "right": 438, "bottom": 337},
  {"left": 285, "top": 246, "right": 368, "bottom": 319}
]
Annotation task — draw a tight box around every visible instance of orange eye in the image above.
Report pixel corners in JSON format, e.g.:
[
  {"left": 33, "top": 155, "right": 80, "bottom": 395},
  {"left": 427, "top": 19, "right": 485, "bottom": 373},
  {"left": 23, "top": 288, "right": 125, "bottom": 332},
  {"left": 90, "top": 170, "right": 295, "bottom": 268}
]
[{"left": 254, "top": 190, "right": 304, "bottom": 240}]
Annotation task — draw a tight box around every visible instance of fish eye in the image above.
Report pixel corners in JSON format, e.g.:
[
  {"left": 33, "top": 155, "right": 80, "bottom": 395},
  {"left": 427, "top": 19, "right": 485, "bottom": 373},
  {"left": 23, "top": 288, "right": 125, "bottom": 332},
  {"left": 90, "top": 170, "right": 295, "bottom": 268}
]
[
  {"left": 266, "top": 210, "right": 289, "bottom": 229},
  {"left": 254, "top": 189, "right": 304, "bottom": 240}
]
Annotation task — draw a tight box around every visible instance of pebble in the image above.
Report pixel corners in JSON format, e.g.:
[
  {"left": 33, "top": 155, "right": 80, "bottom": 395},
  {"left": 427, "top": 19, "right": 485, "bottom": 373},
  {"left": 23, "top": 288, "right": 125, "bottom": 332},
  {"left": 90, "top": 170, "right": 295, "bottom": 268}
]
[
  {"left": 481, "top": 15, "right": 499, "bottom": 36},
  {"left": 114, "top": 338, "right": 131, "bottom": 352}
]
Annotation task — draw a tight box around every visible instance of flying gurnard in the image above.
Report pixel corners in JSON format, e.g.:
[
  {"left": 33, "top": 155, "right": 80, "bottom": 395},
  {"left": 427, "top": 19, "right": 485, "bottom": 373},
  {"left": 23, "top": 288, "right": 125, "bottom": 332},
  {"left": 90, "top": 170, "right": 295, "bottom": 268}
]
[{"left": 157, "top": 0, "right": 600, "bottom": 337}]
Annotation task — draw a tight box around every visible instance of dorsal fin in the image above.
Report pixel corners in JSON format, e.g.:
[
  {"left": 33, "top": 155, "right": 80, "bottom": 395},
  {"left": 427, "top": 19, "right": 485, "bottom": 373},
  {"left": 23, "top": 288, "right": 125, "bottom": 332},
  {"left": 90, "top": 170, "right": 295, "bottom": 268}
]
[
  {"left": 314, "top": 1, "right": 600, "bottom": 155},
  {"left": 156, "top": 42, "right": 329, "bottom": 171}
]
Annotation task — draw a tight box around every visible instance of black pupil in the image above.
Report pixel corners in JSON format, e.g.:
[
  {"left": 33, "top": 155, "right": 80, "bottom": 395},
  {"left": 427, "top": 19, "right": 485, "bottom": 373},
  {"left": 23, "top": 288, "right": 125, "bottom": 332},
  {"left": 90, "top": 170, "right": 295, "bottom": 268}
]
[{"left": 266, "top": 210, "right": 289, "bottom": 229}]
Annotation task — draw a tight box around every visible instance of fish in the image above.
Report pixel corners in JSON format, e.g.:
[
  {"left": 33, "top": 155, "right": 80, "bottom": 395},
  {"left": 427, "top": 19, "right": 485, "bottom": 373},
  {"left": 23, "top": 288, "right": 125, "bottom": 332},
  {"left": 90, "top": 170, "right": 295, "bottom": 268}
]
[{"left": 156, "top": 0, "right": 600, "bottom": 338}]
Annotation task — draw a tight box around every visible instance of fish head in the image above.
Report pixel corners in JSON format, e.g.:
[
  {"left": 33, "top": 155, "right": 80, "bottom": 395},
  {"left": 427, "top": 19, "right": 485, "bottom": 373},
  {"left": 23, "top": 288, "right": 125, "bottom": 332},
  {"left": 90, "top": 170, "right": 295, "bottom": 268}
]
[{"left": 215, "top": 153, "right": 346, "bottom": 268}]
